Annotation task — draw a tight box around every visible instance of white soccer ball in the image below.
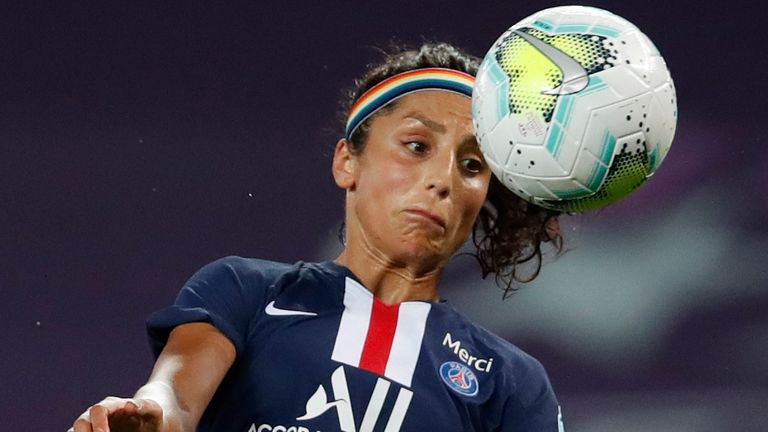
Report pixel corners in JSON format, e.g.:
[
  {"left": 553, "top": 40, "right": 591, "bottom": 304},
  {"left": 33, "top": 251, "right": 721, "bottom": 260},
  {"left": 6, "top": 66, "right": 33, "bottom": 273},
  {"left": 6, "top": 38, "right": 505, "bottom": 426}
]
[{"left": 472, "top": 6, "right": 677, "bottom": 212}]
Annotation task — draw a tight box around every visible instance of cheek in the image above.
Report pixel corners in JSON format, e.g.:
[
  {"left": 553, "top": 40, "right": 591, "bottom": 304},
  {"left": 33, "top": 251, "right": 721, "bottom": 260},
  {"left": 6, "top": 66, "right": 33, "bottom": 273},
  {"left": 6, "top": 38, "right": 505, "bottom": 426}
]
[
  {"left": 462, "top": 196, "right": 485, "bottom": 227},
  {"left": 464, "top": 178, "right": 490, "bottom": 212},
  {"left": 456, "top": 180, "right": 490, "bottom": 228},
  {"left": 361, "top": 159, "right": 414, "bottom": 198},
  {"left": 355, "top": 159, "right": 415, "bottom": 222}
]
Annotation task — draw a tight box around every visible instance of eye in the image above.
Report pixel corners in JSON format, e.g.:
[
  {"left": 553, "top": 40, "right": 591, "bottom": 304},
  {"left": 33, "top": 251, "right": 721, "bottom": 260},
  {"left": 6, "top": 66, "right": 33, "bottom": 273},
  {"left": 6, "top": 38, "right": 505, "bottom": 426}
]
[
  {"left": 460, "top": 157, "right": 484, "bottom": 174},
  {"left": 404, "top": 141, "right": 428, "bottom": 154}
]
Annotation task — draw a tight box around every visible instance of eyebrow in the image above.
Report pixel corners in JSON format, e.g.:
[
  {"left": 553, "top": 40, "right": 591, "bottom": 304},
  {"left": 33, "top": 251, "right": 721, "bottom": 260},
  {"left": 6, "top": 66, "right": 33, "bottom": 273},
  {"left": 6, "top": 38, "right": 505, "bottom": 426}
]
[
  {"left": 402, "top": 111, "right": 479, "bottom": 150},
  {"left": 402, "top": 112, "right": 446, "bottom": 134},
  {"left": 460, "top": 133, "right": 481, "bottom": 153}
]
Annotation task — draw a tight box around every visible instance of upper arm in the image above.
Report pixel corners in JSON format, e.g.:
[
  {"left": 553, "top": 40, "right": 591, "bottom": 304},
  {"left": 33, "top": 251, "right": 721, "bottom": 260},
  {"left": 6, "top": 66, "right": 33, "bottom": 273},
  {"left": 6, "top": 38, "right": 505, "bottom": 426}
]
[
  {"left": 141, "top": 257, "right": 279, "bottom": 428},
  {"left": 504, "top": 358, "right": 562, "bottom": 432},
  {"left": 485, "top": 346, "right": 562, "bottom": 432},
  {"left": 146, "top": 256, "right": 274, "bottom": 358},
  {"left": 143, "top": 322, "right": 236, "bottom": 428}
]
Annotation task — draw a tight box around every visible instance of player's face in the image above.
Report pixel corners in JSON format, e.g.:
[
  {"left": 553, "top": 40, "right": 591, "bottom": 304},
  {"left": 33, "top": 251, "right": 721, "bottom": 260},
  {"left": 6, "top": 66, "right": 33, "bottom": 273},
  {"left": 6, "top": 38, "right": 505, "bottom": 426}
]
[{"left": 337, "top": 91, "right": 491, "bottom": 272}]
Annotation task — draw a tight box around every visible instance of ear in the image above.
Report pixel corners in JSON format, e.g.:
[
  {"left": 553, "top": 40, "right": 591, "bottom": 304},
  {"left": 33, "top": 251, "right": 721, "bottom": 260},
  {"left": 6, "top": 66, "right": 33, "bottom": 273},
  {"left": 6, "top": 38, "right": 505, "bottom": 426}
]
[{"left": 332, "top": 138, "right": 357, "bottom": 190}]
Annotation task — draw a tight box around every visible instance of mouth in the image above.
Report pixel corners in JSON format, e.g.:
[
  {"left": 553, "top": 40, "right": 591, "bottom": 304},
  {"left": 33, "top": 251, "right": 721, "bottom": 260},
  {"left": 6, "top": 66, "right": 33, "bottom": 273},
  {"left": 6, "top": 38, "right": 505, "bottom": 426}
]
[{"left": 403, "top": 208, "right": 447, "bottom": 230}]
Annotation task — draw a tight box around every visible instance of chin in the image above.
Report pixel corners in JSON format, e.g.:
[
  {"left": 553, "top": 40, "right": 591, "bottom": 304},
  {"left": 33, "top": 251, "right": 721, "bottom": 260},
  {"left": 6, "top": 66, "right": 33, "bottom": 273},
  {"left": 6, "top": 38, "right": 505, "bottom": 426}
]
[{"left": 390, "top": 237, "right": 449, "bottom": 269}]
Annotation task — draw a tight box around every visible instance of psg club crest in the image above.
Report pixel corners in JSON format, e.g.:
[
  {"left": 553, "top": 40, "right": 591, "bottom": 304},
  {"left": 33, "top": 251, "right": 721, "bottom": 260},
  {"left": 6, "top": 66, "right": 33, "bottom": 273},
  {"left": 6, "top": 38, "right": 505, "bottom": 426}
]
[{"left": 439, "top": 361, "right": 479, "bottom": 396}]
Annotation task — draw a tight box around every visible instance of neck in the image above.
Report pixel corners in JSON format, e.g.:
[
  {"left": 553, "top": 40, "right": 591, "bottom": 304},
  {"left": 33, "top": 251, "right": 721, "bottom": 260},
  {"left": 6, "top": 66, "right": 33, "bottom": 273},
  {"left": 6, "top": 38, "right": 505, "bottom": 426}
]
[{"left": 335, "top": 247, "right": 444, "bottom": 306}]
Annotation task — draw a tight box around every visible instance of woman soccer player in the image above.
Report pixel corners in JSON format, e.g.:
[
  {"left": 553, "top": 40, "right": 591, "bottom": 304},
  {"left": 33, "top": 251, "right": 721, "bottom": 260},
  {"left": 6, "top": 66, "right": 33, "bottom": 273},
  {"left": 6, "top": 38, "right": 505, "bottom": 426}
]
[{"left": 70, "top": 42, "right": 564, "bottom": 432}]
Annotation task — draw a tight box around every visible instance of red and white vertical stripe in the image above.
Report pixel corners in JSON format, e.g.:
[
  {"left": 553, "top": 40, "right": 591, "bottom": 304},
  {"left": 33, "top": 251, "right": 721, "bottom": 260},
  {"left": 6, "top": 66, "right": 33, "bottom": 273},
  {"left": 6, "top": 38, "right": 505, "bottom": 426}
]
[{"left": 331, "top": 277, "right": 431, "bottom": 388}]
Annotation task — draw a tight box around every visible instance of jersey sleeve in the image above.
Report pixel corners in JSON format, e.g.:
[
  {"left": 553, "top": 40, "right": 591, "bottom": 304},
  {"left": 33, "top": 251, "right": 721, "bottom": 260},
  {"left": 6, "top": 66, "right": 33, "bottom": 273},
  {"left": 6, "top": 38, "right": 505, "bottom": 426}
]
[
  {"left": 145, "top": 256, "right": 271, "bottom": 358},
  {"left": 501, "top": 356, "right": 564, "bottom": 432}
]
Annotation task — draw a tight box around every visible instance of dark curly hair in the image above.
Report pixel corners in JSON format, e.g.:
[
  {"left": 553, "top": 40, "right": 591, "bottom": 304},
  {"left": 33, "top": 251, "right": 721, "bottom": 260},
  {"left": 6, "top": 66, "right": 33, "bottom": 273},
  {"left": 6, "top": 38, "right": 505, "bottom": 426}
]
[{"left": 341, "top": 42, "right": 564, "bottom": 297}]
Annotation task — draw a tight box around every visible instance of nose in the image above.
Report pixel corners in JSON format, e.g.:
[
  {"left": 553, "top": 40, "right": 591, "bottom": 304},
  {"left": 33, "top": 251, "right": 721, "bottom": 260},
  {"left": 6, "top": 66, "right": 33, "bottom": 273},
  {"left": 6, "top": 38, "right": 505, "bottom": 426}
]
[
  {"left": 425, "top": 151, "right": 456, "bottom": 200},
  {"left": 427, "top": 180, "right": 450, "bottom": 199}
]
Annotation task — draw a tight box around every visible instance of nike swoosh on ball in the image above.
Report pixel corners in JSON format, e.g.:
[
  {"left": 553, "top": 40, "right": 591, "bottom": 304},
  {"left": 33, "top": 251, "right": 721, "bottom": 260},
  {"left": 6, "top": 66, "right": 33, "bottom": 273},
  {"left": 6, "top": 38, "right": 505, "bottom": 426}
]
[{"left": 514, "top": 30, "right": 589, "bottom": 95}]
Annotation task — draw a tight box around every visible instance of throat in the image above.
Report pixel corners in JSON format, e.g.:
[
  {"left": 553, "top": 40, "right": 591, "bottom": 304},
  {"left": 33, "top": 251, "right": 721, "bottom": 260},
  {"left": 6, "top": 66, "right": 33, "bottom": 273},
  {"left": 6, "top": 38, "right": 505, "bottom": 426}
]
[{"left": 335, "top": 250, "right": 443, "bottom": 305}]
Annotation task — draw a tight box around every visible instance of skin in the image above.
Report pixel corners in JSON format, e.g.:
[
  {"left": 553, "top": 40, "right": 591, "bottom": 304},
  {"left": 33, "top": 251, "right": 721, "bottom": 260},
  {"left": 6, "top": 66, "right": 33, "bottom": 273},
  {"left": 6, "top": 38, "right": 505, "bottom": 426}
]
[
  {"left": 70, "top": 90, "right": 491, "bottom": 431},
  {"left": 70, "top": 323, "right": 235, "bottom": 432},
  {"left": 334, "top": 90, "right": 491, "bottom": 304}
]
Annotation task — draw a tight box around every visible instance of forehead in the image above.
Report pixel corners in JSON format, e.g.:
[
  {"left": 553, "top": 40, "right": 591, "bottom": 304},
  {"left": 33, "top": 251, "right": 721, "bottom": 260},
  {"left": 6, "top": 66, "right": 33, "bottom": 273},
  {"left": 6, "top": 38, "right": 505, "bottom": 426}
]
[
  {"left": 388, "top": 90, "right": 473, "bottom": 122},
  {"left": 362, "top": 90, "right": 479, "bottom": 152}
]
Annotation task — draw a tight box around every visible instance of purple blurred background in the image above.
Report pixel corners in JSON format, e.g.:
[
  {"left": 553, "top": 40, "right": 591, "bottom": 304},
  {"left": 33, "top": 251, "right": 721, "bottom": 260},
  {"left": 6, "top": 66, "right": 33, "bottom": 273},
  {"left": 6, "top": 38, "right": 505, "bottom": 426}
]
[{"left": 2, "top": 1, "right": 766, "bottom": 430}]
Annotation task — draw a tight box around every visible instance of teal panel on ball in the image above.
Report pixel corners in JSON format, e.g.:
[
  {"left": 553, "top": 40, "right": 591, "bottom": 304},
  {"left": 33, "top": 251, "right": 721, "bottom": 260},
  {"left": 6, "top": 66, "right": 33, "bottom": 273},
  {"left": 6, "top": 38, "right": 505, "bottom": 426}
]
[
  {"left": 495, "top": 83, "right": 510, "bottom": 125},
  {"left": 648, "top": 144, "right": 660, "bottom": 172},
  {"left": 577, "top": 76, "right": 608, "bottom": 97},
  {"left": 555, "top": 24, "right": 589, "bottom": 34},
  {"left": 555, "top": 186, "right": 593, "bottom": 200},
  {"left": 554, "top": 95, "right": 575, "bottom": 128},
  {"left": 487, "top": 68, "right": 510, "bottom": 123},
  {"left": 533, "top": 19, "right": 555, "bottom": 31},
  {"left": 545, "top": 123, "right": 565, "bottom": 157},
  {"left": 599, "top": 129, "right": 617, "bottom": 165},
  {"left": 590, "top": 25, "right": 620, "bottom": 37},
  {"left": 584, "top": 129, "right": 616, "bottom": 190},
  {"left": 586, "top": 162, "right": 609, "bottom": 191},
  {"left": 485, "top": 56, "right": 509, "bottom": 86}
]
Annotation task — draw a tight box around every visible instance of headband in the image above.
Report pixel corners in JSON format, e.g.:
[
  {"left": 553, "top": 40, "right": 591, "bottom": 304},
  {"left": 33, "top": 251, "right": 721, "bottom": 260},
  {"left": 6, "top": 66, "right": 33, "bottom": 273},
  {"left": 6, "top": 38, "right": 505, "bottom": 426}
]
[{"left": 345, "top": 67, "right": 475, "bottom": 139}]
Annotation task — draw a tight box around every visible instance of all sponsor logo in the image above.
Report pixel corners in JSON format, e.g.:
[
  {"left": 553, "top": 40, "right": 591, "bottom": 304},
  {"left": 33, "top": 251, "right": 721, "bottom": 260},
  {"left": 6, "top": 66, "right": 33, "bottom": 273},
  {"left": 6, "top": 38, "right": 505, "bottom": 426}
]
[
  {"left": 248, "top": 425, "right": 309, "bottom": 432},
  {"left": 439, "top": 361, "right": 479, "bottom": 397},
  {"left": 250, "top": 366, "right": 411, "bottom": 432},
  {"left": 297, "top": 365, "right": 412, "bottom": 432}
]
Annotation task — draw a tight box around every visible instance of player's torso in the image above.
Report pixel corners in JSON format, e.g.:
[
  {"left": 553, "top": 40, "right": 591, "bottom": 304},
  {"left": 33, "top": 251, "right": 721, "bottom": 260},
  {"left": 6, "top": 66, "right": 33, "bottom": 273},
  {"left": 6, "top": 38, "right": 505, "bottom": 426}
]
[{"left": 202, "top": 265, "right": 508, "bottom": 432}]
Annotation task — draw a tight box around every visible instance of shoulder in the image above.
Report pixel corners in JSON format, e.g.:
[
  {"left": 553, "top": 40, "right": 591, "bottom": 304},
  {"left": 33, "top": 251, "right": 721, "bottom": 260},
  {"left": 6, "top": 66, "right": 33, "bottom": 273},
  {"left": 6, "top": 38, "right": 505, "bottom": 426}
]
[
  {"left": 436, "top": 307, "right": 560, "bottom": 428},
  {"left": 439, "top": 305, "right": 544, "bottom": 365},
  {"left": 197, "top": 256, "right": 339, "bottom": 280},
  {"left": 438, "top": 306, "right": 554, "bottom": 402},
  {"left": 195, "top": 255, "right": 294, "bottom": 280},
  {"left": 477, "top": 322, "right": 547, "bottom": 382},
  {"left": 185, "top": 257, "right": 344, "bottom": 300},
  {"left": 184, "top": 256, "right": 297, "bottom": 292},
  {"left": 147, "top": 257, "right": 332, "bottom": 356}
]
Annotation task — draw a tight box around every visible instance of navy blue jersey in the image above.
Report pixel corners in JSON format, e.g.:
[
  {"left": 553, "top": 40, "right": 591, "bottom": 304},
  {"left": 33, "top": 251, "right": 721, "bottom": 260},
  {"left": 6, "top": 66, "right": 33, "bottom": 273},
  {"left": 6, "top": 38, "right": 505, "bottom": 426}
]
[{"left": 147, "top": 257, "right": 565, "bottom": 432}]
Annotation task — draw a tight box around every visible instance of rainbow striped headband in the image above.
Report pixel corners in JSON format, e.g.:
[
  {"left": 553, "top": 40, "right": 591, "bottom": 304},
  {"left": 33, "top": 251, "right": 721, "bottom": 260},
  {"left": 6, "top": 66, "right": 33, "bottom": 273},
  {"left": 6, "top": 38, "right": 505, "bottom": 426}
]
[{"left": 345, "top": 68, "right": 475, "bottom": 139}]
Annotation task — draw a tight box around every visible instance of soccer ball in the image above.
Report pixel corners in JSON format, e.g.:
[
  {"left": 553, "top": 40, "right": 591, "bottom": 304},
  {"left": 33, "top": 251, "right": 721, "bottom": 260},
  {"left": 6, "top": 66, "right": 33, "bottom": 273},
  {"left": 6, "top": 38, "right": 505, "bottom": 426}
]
[{"left": 472, "top": 6, "right": 677, "bottom": 212}]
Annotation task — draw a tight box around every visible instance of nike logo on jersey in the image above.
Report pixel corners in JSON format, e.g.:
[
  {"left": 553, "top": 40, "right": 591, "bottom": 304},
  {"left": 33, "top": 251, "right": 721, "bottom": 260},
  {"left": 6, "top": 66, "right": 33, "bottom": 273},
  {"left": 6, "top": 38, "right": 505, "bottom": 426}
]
[
  {"left": 514, "top": 29, "right": 589, "bottom": 95},
  {"left": 265, "top": 301, "right": 318, "bottom": 317}
]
